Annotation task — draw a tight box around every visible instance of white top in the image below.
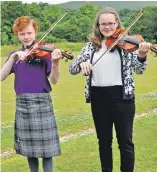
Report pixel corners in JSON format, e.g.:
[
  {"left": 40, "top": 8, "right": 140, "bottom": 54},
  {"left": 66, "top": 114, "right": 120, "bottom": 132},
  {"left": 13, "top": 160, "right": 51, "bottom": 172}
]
[{"left": 91, "top": 43, "right": 122, "bottom": 87}]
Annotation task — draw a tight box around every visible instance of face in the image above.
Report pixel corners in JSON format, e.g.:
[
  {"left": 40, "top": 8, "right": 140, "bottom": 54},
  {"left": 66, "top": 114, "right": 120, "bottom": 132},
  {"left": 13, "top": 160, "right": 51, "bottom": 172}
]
[
  {"left": 99, "top": 13, "right": 118, "bottom": 39},
  {"left": 17, "top": 24, "right": 36, "bottom": 47}
]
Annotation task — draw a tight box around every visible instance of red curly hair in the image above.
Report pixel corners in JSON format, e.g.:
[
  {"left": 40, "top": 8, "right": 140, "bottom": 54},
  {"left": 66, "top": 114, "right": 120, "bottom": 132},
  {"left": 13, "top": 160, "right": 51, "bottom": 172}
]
[{"left": 13, "top": 16, "right": 38, "bottom": 36}]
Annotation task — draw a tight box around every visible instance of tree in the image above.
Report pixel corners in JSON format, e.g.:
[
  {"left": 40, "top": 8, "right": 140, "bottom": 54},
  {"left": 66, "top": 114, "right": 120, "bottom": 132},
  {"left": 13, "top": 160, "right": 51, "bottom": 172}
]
[
  {"left": 1, "top": 1, "right": 27, "bottom": 45},
  {"left": 1, "top": 2, "right": 157, "bottom": 45},
  {"left": 1, "top": 32, "right": 9, "bottom": 45}
]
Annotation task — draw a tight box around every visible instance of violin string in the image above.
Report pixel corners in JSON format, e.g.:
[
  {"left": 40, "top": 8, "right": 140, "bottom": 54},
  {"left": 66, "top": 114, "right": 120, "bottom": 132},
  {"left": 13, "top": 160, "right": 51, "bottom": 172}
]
[{"left": 92, "top": 10, "right": 144, "bottom": 68}]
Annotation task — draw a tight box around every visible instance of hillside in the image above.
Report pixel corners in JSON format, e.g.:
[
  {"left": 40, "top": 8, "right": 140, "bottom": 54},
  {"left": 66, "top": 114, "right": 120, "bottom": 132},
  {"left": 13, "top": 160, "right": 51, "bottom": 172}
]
[{"left": 59, "top": 1, "right": 157, "bottom": 10}]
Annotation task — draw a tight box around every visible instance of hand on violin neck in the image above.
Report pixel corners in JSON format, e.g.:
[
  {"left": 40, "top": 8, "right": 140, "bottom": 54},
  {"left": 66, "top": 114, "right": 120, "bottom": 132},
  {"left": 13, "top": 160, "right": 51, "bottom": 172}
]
[
  {"left": 138, "top": 41, "right": 152, "bottom": 58},
  {"left": 51, "top": 49, "right": 62, "bottom": 65}
]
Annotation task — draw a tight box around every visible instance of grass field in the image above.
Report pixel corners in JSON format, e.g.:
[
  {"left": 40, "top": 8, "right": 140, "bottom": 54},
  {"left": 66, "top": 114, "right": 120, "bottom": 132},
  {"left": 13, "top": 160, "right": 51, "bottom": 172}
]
[
  {"left": 1, "top": 43, "right": 157, "bottom": 171},
  {"left": 1, "top": 111, "right": 157, "bottom": 172}
]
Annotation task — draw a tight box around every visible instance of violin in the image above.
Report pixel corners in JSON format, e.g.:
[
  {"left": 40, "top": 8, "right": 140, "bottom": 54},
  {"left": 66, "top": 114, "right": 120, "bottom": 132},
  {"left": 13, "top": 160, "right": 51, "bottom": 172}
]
[
  {"left": 105, "top": 28, "right": 138, "bottom": 52},
  {"left": 21, "top": 12, "right": 74, "bottom": 63},
  {"left": 27, "top": 41, "right": 74, "bottom": 61},
  {"left": 92, "top": 10, "right": 157, "bottom": 67},
  {"left": 105, "top": 28, "right": 157, "bottom": 54}
]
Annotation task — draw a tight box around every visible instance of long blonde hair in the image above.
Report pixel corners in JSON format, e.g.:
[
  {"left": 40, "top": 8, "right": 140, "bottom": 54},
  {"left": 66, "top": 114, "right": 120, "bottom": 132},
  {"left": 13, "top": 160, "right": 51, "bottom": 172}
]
[{"left": 89, "top": 7, "right": 122, "bottom": 49}]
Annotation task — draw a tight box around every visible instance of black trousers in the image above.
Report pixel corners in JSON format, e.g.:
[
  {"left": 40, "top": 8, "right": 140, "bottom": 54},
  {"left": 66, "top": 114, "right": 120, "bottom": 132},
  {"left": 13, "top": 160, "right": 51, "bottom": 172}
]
[{"left": 91, "top": 86, "right": 135, "bottom": 172}]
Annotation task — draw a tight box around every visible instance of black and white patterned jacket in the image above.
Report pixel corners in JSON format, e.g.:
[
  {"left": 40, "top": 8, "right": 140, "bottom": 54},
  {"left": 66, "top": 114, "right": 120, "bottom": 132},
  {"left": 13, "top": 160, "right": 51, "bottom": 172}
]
[{"left": 69, "top": 42, "right": 147, "bottom": 103}]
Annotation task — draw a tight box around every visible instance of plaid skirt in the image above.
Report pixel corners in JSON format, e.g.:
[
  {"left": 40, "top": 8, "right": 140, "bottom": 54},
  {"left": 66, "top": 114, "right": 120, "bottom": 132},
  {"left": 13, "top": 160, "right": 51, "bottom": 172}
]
[{"left": 14, "top": 93, "right": 61, "bottom": 158}]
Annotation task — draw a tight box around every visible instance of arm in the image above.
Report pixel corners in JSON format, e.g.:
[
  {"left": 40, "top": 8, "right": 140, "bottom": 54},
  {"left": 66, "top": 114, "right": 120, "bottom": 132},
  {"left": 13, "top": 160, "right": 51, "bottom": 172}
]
[
  {"left": 49, "top": 60, "right": 60, "bottom": 85},
  {"left": 131, "top": 53, "right": 147, "bottom": 74},
  {"left": 131, "top": 42, "right": 151, "bottom": 74},
  {"left": 0, "top": 53, "right": 17, "bottom": 81},
  {"left": 49, "top": 49, "right": 61, "bottom": 85},
  {"left": 1, "top": 50, "right": 31, "bottom": 81}
]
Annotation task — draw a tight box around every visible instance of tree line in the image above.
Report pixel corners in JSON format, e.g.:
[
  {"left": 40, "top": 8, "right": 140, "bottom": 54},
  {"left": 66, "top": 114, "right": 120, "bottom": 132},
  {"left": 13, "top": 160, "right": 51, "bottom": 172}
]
[{"left": 1, "top": 1, "right": 157, "bottom": 45}]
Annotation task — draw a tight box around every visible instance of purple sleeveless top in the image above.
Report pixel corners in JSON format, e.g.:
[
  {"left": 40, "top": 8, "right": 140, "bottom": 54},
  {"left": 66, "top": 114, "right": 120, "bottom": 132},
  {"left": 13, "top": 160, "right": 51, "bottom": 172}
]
[{"left": 7, "top": 47, "right": 52, "bottom": 95}]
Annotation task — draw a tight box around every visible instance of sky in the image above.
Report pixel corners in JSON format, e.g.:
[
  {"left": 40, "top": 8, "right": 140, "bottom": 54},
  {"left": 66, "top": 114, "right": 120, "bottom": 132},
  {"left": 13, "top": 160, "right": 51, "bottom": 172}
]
[
  {"left": 1, "top": 0, "right": 155, "bottom": 5},
  {"left": 22, "top": 0, "right": 71, "bottom": 4},
  {"left": 0, "top": 0, "right": 70, "bottom": 4}
]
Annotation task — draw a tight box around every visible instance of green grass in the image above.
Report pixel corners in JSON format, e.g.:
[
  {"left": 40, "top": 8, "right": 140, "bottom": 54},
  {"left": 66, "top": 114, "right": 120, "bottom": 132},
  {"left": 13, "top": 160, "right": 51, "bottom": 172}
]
[
  {"left": 1, "top": 44, "right": 157, "bottom": 171},
  {"left": 1, "top": 112, "right": 157, "bottom": 172}
]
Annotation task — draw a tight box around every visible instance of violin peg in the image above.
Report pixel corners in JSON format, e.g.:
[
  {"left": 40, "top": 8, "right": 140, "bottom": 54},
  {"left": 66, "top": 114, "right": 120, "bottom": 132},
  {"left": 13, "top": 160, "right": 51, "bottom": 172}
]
[
  {"left": 65, "top": 59, "right": 68, "bottom": 62},
  {"left": 61, "top": 56, "right": 64, "bottom": 59}
]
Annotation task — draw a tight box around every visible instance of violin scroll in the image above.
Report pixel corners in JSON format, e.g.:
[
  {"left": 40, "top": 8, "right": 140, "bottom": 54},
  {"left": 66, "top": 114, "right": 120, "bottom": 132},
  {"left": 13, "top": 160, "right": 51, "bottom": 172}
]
[
  {"left": 39, "top": 44, "right": 74, "bottom": 61},
  {"left": 150, "top": 44, "right": 157, "bottom": 57}
]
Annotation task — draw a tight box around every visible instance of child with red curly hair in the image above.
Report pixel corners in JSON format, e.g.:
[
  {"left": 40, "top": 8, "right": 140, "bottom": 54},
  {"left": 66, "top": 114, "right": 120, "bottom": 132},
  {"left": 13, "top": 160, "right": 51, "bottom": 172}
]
[{"left": 1, "top": 16, "right": 62, "bottom": 172}]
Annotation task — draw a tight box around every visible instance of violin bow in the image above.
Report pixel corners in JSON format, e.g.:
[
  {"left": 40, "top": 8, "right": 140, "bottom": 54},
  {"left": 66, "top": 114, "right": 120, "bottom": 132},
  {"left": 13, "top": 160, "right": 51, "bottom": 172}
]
[
  {"left": 26, "top": 11, "right": 68, "bottom": 57},
  {"left": 92, "top": 10, "right": 144, "bottom": 68}
]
